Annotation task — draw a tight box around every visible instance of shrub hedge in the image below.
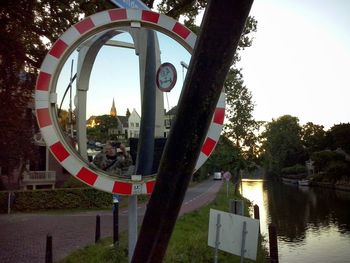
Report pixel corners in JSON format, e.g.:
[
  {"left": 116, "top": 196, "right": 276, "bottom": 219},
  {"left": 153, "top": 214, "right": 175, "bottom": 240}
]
[
  {"left": 281, "top": 164, "right": 306, "bottom": 175},
  {"left": 0, "top": 188, "right": 114, "bottom": 213},
  {"left": 311, "top": 150, "right": 345, "bottom": 172}
]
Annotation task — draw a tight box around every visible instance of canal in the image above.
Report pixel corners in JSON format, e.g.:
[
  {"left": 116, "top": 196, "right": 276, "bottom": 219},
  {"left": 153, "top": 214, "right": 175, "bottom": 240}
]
[{"left": 240, "top": 180, "right": 350, "bottom": 263}]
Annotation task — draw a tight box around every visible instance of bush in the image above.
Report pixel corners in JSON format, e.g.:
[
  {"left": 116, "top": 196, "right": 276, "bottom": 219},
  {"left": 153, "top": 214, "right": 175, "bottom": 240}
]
[
  {"left": 0, "top": 188, "right": 113, "bottom": 213},
  {"left": 324, "top": 161, "right": 350, "bottom": 183},
  {"left": 281, "top": 164, "right": 306, "bottom": 175},
  {"left": 311, "top": 151, "right": 345, "bottom": 172}
]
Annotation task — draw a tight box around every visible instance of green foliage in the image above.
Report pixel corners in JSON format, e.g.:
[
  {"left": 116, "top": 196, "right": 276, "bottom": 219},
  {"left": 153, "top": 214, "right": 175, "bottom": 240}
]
[
  {"left": 281, "top": 164, "right": 306, "bottom": 175},
  {"left": 301, "top": 122, "right": 327, "bottom": 154},
  {"left": 198, "top": 136, "right": 242, "bottom": 181},
  {"left": 311, "top": 150, "right": 345, "bottom": 172},
  {"left": 261, "top": 115, "right": 307, "bottom": 177},
  {"left": 328, "top": 123, "right": 350, "bottom": 153},
  {"left": 60, "top": 236, "right": 128, "bottom": 263},
  {"left": 224, "top": 69, "right": 258, "bottom": 151},
  {"left": 87, "top": 115, "right": 120, "bottom": 142},
  {"left": 324, "top": 161, "right": 350, "bottom": 182},
  {"left": 0, "top": 188, "right": 113, "bottom": 213}
]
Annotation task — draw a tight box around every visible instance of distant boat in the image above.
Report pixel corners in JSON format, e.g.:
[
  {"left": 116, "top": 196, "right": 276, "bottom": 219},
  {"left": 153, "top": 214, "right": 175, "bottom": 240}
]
[
  {"left": 282, "top": 177, "right": 299, "bottom": 185},
  {"left": 298, "top": 179, "right": 310, "bottom": 186}
]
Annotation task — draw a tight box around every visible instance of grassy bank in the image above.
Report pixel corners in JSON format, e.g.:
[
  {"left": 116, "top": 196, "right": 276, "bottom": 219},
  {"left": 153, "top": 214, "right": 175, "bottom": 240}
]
[{"left": 60, "top": 183, "right": 268, "bottom": 263}]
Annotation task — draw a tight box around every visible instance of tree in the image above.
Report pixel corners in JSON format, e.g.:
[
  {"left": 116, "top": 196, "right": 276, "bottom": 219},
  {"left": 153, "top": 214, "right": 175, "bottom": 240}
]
[
  {"left": 195, "top": 135, "right": 242, "bottom": 181},
  {"left": 301, "top": 122, "right": 327, "bottom": 155},
  {"left": 224, "top": 68, "right": 258, "bottom": 149},
  {"left": 87, "top": 115, "right": 119, "bottom": 142},
  {"left": 0, "top": 1, "right": 115, "bottom": 188},
  {"left": 261, "top": 115, "right": 307, "bottom": 177},
  {"left": 327, "top": 123, "right": 350, "bottom": 154}
]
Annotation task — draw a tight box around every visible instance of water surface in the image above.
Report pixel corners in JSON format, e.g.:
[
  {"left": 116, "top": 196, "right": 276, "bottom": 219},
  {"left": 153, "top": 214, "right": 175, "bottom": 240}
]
[{"left": 241, "top": 180, "right": 350, "bottom": 263}]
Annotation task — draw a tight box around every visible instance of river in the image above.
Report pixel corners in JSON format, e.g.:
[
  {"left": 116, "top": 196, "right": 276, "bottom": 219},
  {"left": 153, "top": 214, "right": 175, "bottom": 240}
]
[{"left": 240, "top": 180, "right": 350, "bottom": 263}]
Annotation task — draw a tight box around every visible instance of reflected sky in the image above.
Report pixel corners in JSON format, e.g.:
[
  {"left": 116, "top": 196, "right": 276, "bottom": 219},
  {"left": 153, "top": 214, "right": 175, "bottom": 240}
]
[{"left": 241, "top": 180, "right": 350, "bottom": 263}]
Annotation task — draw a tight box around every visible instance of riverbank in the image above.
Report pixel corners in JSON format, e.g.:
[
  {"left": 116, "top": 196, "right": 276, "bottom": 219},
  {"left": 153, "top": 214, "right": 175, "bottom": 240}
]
[{"left": 310, "top": 181, "right": 350, "bottom": 192}]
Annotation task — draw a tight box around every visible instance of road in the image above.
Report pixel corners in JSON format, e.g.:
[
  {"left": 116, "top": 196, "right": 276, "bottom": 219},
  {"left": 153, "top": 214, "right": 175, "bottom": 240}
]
[{"left": 0, "top": 178, "right": 222, "bottom": 263}]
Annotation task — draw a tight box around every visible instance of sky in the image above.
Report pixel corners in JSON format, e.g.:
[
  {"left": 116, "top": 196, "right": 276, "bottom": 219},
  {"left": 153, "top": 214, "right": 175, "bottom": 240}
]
[
  {"left": 57, "top": 31, "right": 190, "bottom": 118},
  {"left": 237, "top": 0, "right": 350, "bottom": 129},
  {"left": 57, "top": 0, "right": 350, "bottom": 130}
]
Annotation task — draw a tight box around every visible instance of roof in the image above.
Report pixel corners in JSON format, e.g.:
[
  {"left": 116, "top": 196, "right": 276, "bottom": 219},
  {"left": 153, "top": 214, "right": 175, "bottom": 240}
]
[
  {"left": 117, "top": 116, "right": 128, "bottom": 128},
  {"left": 166, "top": 106, "right": 177, "bottom": 116}
]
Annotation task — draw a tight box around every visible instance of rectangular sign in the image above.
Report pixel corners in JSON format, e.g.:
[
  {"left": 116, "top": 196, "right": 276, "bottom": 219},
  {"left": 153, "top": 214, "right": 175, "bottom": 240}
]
[
  {"left": 208, "top": 209, "right": 259, "bottom": 260},
  {"left": 110, "top": 0, "right": 149, "bottom": 10}
]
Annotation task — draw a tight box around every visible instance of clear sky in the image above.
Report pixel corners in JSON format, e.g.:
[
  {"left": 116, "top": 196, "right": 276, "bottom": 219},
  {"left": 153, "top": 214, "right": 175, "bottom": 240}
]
[
  {"left": 57, "top": 31, "right": 190, "bottom": 118},
  {"left": 57, "top": 1, "right": 350, "bottom": 130},
  {"left": 237, "top": 0, "right": 350, "bottom": 129}
]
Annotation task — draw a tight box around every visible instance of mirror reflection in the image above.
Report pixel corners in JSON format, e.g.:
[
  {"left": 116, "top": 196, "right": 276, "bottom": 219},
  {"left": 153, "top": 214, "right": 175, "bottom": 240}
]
[{"left": 55, "top": 29, "right": 191, "bottom": 178}]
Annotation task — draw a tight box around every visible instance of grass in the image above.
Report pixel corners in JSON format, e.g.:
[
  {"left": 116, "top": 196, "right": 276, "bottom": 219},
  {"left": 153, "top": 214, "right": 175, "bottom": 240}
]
[{"left": 59, "top": 183, "right": 268, "bottom": 263}]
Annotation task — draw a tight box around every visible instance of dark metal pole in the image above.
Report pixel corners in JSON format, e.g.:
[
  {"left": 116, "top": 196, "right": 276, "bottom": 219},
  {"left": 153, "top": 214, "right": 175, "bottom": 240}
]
[
  {"left": 268, "top": 224, "right": 279, "bottom": 263},
  {"left": 254, "top": 204, "right": 260, "bottom": 220},
  {"left": 45, "top": 234, "right": 53, "bottom": 263},
  {"left": 113, "top": 201, "right": 119, "bottom": 246},
  {"left": 95, "top": 215, "right": 101, "bottom": 243},
  {"left": 131, "top": 1, "right": 253, "bottom": 262},
  {"left": 135, "top": 29, "right": 156, "bottom": 176}
]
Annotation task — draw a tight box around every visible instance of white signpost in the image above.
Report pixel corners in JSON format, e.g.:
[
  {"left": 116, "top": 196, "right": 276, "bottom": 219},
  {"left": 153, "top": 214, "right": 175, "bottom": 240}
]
[{"left": 208, "top": 209, "right": 259, "bottom": 262}]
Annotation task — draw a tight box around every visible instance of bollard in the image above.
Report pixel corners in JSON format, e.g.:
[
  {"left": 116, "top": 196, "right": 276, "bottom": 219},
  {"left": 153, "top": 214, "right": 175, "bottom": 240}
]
[
  {"left": 254, "top": 204, "right": 261, "bottom": 235},
  {"left": 268, "top": 224, "right": 279, "bottom": 263},
  {"left": 230, "top": 199, "right": 244, "bottom": 216},
  {"left": 113, "top": 202, "right": 119, "bottom": 246},
  {"left": 45, "top": 234, "right": 53, "bottom": 263},
  {"left": 95, "top": 215, "right": 101, "bottom": 243}
]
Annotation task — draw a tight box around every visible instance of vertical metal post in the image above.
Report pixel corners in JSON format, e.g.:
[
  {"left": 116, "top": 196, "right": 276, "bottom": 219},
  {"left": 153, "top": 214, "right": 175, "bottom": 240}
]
[
  {"left": 69, "top": 59, "right": 74, "bottom": 138},
  {"left": 128, "top": 29, "right": 157, "bottom": 262},
  {"left": 113, "top": 201, "right": 119, "bottom": 246},
  {"left": 45, "top": 234, "right": 53, "bottom": 263},
  {"left": 214, "top": 213, "right": 221, "bottom": 263},
  {"left": 132, "top": 1, "right": 254, "bottom": 262},
  {"left": 226, "top": 181, "right": 229, "bottom": 197},
  {"left": 128, "top": 196, "right": 138, "bottom": 263},
  {"left": 95, "top": 215, "right": 101, "bottom": 243},
  {"left": 230, "top": 200, "right": 244, "bottom": 216},
  {"left": 240, "top": 221, "right": 247, "bottom": 263},
  {"left": 268, "top": 224, "right": 279, "bottom": 263}
]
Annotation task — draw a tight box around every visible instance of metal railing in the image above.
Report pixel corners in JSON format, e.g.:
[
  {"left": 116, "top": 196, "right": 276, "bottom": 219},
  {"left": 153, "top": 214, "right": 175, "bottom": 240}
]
[{"left": 22, "top": 171, "right": 56, "bottom": 182}]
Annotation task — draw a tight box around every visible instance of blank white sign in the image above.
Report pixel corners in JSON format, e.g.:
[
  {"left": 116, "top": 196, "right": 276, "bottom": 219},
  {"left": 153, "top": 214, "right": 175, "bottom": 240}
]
[{"left": 208, "top": 209, "right": 259, "bottom": 260}]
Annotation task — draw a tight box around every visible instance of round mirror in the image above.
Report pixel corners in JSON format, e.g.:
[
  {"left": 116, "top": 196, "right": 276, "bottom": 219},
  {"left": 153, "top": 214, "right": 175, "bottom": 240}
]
[{"left": 35, "top": 9, "right": 224, "bottom": 195}]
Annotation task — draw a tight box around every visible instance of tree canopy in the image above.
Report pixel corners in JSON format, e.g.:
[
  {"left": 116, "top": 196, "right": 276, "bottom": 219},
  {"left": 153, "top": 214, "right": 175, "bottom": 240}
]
[{"left": 261, "top": 115, "right": 307, "bottom": 177}]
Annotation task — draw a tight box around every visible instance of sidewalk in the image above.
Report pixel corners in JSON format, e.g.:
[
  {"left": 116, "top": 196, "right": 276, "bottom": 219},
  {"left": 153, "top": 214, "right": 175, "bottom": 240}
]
[{"left": 0, "top": 179, "right": 222, "bottom": 262}]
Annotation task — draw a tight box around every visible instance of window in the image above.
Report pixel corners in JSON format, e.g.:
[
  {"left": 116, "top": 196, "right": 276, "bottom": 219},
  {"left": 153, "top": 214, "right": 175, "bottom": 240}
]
[{"left": 136, "top": 122, "right": 139, "bottom": 127}]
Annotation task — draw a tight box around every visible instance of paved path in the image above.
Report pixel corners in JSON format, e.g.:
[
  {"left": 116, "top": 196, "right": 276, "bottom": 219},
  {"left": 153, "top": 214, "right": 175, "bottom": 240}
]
[{"left": 0, "top": 178, "right": 222, "bottom": 263}]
